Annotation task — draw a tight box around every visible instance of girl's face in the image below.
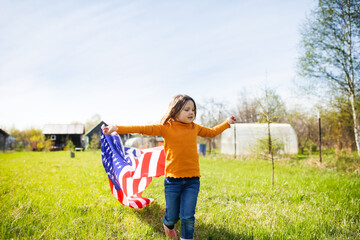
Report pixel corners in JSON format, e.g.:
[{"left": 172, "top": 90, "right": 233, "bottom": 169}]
[{"left": 175, "top": 100, "right": 195, "bottom": 124}]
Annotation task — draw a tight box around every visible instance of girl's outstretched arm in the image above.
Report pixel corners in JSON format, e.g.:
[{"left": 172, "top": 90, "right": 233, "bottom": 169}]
[
  {"left": 197, "top": 116, "right": 236, "bottom": 138},
  {"left": 102, "top": 125, "right": 117, "bottom": 135},
  {"left": 102, "top": 124, "right": 164, "bottom": 136}
]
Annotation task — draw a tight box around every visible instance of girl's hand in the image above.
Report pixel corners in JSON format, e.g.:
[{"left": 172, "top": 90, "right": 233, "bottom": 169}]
[
  {"left": 102, "top": 125, "right": 117, "bottom": 135},
  {"left": 227, "top": 116, "right": 236, "bottom": 124}
]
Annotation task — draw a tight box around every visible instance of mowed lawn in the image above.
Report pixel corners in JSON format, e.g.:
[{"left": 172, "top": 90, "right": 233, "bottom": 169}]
[{"left": 0, "top": 151, "right": 359, "bottom": 239}]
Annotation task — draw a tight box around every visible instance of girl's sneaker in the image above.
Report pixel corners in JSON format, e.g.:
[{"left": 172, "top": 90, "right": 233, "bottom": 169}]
[{"left": 163, "top": 224, "right": 177, "bottom": 239}]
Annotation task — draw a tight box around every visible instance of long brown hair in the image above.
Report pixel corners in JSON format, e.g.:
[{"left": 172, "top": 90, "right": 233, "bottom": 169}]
[{"left": 161, "top": 94, "right": 197, "bottom": 124}]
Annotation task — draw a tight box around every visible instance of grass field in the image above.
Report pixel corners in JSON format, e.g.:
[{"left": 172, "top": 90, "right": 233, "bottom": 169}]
[{"left": 0, "top": 151, "right": 359, "bottom": 239}]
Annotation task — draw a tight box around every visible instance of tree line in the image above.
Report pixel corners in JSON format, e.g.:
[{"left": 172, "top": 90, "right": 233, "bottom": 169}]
[
  {"left": 198, "top": 88, "right": 359, "bottom": 156},
  {"left": 4, "top": 88, "right": 359, "bottom": 154}
]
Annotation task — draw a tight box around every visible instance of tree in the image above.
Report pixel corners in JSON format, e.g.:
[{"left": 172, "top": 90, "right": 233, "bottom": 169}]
[
  {"left": 298, "top": 0, "right": 360, "bottom": 155},
  {"left": 320, "top": 94, "right": 359, "bottom": 151},
  {"left": 256, "top": 88, "right": 286, "bottom": 186},
  {"left": 234, "top": 90, "right": 260, "bottom": 123},
  {"left": 66, "top": 140, "right": 75, "bottom": 152},
  {"left": 29, "top": 131, "right": 45, "bottom": 151},
  {"left": 89, "top": 133, "right": 100, "bottom": 151},
  {"left": 43, "top": 139, "right": 53, "bottom": 152},
  {"left": 197, "top": 98, "right": 229, "bottom": 152},
  {"left": 9, "top": 127, "right": 44, "bottom": 151},
  {"left": 288, "top": 108, "right": 318, "bottom": 154},
  {"left": 255, "top": 88, "right": 287, "bottom": 124}
]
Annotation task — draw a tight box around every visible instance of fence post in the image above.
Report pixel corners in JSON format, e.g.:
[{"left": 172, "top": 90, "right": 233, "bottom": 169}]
[{"left": 234, "top": 124, "right": 236, "bottom": 159}]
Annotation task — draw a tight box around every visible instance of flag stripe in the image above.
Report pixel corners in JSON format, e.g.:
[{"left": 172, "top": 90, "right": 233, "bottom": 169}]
[
  {"left": 141, "top": 152, "right": 152, "bottom": 177},
  {"left": 133, "top": 156, "right": 141, "bottom": 179},
  {"left": 148, "top": 150, "right": 160, "bottom": 177},
  {"left": 157, "top": 150, "right": 166, "bottom": 176}
]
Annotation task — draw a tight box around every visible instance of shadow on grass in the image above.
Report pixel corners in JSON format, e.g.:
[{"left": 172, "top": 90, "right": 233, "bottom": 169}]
[
  {"left": 134, "top": 201, "right": 166, "bottom": 237},
  {"left": 135, "top": 202, "right": 255, "bottom": 240}
]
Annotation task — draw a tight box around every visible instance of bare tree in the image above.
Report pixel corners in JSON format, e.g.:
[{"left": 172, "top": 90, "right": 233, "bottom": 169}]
[
  {"left": 234, "top": 91, "right": 260, "bottom": 123},
  {"left": 256, "top": 88, "right": 286, "bottom": 186},
  {"left": 288, "top": 108, "right": 318, "bottom": 154},
  {"left": 197, "top": 98, "right": 229, "bottom": 153}
]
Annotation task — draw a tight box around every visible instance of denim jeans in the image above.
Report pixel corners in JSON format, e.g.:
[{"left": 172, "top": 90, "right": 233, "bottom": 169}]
[{"left": 162, "top": 177, "right": 200, "bottom": 239}]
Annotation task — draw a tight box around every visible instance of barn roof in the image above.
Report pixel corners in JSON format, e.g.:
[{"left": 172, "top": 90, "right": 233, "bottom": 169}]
[
  {"left": 43, "top": 124, "right": 85, "bottom": 134},
  {"left": 0, "top": 129, "right": 9, "bottom": 137}
]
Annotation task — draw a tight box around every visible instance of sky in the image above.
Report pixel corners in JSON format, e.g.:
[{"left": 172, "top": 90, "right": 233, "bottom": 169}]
[{"left": 0, "top": 0, "right": 316, "bottom": 131}]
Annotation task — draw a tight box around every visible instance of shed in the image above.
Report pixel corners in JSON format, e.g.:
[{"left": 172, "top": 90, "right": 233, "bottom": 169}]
[
  {"left": 221, "top": 123, "right": 298, "bottom": 155},
  {"left": 43, "top": 124, "right": 85, "bottom": 150},
  {"left": 0, "top": 129, "right": 9, "bottom": 152}
]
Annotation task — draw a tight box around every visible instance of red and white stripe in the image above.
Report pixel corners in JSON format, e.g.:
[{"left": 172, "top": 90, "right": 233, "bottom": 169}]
[{"left": 109, "top": 146, "right": 165, "bottom": 208}]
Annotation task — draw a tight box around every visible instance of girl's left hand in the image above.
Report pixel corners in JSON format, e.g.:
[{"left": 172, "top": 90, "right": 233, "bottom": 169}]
[{"left": 227, "top": 116, "right": 236, "bottom": 124}]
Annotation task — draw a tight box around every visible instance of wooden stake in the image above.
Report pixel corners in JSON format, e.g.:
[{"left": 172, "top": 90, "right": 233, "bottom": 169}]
[{"left": 318, "top": 112, "right": 322, "bottom": 163}]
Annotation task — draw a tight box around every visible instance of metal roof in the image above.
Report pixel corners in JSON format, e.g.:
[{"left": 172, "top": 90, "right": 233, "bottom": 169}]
[{"left": 43, "top": 124, "right": 85, "bottom": 134}]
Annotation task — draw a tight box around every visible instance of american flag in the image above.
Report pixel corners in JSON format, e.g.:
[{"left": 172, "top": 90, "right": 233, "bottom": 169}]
[{"left": 101, "top": 131, "right": 165, "bottom": 208}]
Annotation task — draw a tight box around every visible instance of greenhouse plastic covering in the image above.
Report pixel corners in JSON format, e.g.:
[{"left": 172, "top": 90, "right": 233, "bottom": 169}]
[{"left": 221, "top": 123, "right": 298, "bottom": 155}]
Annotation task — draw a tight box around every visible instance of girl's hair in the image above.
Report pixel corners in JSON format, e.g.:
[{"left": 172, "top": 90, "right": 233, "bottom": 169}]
[{"left": 161, "top": 94, "right": 197, "bottom": 124}]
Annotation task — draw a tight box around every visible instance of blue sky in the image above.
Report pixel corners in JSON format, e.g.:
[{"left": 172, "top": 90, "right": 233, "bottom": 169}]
[{"left": 0, "top": 0, "right": 315, "bottom": 130}]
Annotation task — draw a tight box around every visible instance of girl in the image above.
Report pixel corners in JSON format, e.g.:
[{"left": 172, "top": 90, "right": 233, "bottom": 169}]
[{"left": 102, "top": 94, "right": 236, "bottom": 240}]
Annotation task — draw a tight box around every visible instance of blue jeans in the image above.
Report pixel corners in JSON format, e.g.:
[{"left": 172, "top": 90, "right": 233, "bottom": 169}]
[{"left": 162, "top": 177, "right": 200, "bottom": 239}]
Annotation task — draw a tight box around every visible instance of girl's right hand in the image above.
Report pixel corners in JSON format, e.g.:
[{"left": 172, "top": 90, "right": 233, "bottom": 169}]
[
  {"left": 227, "top": 116, "right": 237, "bottom": 124},
  {"left": 102, "top": 125, "right": 117, "bottom": 135}
]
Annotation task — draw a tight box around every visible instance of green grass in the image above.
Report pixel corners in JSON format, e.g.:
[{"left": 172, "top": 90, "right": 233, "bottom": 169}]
[{"left": 0, "top": 151, "right": 359, "bottom": 239}]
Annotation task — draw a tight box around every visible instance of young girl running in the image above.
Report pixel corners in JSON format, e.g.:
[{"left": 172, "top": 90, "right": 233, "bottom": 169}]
[{"left": 102, "top": 94, "right": 236, "bottom": 240}]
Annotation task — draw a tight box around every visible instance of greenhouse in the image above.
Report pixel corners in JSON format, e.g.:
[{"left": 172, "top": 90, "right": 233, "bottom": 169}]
[{"left": 221, "top": 123, "right": 298, "bottom": 155}]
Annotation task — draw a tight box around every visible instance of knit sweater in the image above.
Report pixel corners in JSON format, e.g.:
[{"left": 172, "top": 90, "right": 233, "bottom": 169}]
[{"left": 116, "top": 120, "right": 230, "bottom": 178}]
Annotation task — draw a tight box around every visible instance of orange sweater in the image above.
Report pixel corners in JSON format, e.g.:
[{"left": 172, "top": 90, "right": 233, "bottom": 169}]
[{"left": 116, "top": 120, "right": 230, "bottom": 178}]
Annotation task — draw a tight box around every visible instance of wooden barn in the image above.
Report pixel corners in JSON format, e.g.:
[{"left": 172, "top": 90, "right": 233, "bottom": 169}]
[
  {"left": 43, "top": 124, "right": 85, "bottom": 150},
  {"left": 0, "top": 129, "right": 9, "bottom": 152}
]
